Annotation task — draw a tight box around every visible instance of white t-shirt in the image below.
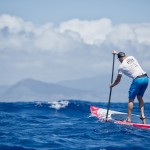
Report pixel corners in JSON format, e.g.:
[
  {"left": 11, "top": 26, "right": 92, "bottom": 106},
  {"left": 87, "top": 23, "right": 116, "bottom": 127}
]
[{"left": 118, "top": 56, "right": 146, "bottom": 79}]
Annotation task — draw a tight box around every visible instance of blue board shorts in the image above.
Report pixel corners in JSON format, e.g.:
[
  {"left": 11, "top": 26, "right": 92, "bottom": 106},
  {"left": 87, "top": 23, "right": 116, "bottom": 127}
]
[{"left": 129, "top": 76, "right": 149, "bottom": 100}]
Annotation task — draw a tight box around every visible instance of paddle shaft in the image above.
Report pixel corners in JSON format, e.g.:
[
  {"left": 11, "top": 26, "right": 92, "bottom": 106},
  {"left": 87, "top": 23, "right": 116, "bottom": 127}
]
[{"left": 106, "top": 54, "right": 115, "bottom": 120}]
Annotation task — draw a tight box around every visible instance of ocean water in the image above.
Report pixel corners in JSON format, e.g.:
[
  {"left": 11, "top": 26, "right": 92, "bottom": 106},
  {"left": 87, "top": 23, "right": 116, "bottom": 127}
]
[{"left": 0, "top": 100, "right": 150, "bottom": 150}]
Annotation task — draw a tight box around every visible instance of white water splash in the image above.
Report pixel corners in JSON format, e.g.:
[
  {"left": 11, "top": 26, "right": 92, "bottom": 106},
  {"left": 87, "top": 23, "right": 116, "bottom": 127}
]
[{"left": 48, "top": 100, "right": 69, "bottom": 110}]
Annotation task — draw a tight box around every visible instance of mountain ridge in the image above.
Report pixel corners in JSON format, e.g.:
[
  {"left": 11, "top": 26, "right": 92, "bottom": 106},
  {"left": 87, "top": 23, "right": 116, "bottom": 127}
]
[
  {"left": 0, "top": 78, "right": 100, "bottom": 102},
  {"left": 0, "top": 77, "right": 149, "bottom": 102}
]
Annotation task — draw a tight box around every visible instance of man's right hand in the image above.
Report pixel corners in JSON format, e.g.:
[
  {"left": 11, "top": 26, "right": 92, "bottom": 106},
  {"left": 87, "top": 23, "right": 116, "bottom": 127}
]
[{"left": 112, "top": 50, "right": 118, "bottom": 55}]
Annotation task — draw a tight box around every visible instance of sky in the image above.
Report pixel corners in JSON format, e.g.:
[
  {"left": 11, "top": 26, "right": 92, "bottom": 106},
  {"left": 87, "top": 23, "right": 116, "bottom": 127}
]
[{"left": 0, "top": 0, "right": 150, "bottom": 85}]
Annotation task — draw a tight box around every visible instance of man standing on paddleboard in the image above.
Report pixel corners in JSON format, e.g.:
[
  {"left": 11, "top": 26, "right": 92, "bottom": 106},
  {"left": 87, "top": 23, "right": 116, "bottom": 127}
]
[{"left": 110, "top": 50, "right": 149, "bottom": 124}]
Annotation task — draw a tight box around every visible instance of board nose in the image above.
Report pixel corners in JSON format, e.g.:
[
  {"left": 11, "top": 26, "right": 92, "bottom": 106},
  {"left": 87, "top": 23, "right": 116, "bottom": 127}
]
[
  {"left": 90, "top": 106, "right": 98, "bottom": 111},
  {"left": 90, "top": 106, "right": 99, "bottom": 116}
]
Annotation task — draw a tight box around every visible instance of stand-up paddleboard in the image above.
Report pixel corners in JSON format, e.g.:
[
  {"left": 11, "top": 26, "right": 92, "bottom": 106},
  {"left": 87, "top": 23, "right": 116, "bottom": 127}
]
[{"left": 90, "top": 106, "right": 150, "bottom": 129}]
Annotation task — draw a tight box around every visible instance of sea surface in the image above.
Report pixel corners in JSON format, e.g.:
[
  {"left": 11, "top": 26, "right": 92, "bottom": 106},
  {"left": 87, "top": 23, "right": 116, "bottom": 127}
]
[{"left": 0, "top": 100, "right": 150, "bottom": 150}]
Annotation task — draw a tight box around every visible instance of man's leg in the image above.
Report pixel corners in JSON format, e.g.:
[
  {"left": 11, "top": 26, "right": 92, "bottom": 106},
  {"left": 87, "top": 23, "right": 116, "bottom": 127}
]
[
  {"left": 127, "top": 100, "right": 134, "bottom": 122},
  {"left": 137, "top": 95, "right": 146, "bottom": 124}
]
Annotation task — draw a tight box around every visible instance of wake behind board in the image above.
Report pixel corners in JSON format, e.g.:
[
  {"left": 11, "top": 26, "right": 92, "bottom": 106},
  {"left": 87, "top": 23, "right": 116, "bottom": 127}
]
[{"left": 90, "top": 106, "right": 150, "bottom": 129}]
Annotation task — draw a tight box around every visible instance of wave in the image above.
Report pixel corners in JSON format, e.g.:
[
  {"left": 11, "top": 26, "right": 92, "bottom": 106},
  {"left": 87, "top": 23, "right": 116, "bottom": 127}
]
[
  {"left": 0, "top": 100, "right": 94, "bottom": 118},
  {"left": 35, "top": 100, "right": 92, "bottom": 117}
]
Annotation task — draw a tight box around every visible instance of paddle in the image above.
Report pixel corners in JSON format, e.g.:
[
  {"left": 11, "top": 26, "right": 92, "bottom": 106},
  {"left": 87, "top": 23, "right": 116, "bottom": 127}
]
[{"left": 106, "top": 53, "right": 115, "bottom": 121}]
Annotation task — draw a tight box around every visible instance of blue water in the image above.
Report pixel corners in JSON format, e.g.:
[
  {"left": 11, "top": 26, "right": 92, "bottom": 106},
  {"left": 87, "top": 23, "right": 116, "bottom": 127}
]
[{"left": 0, "top": 100, "right": 150, "bottom": 150}]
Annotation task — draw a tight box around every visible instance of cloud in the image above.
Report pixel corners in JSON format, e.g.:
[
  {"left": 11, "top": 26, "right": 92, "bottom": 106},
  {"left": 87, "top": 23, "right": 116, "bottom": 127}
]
[
  {"left": 0, "top": 14, "right": 150, "bottom": 84},
  {"left": 59, "top": 18, "right": 112, "bottom": 45},
  {"left": 134, "top": 24, "right": 150, "bottom": 44}
]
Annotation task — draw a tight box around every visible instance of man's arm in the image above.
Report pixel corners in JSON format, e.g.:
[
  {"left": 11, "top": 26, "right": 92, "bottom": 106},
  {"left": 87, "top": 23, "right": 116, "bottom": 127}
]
[{"left": 110, "top": 74, "right": 122, "bottom": 88}]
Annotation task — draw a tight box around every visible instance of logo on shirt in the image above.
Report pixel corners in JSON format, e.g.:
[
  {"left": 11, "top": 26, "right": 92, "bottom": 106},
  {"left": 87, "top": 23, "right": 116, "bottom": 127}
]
[
  {"left": 127, "top": 58, "right": 138, "bottom": 68},
  {"left": 127, "top": 58, "right": 134, "bottom": 64}
]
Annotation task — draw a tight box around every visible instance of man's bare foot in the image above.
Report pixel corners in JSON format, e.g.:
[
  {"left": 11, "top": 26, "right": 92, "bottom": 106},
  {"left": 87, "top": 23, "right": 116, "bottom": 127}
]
[
  {"left": 125, "top": 117, "right": 131, "bottom": 123},
  {"left": 140, "top": 116, "right": 146, "bottom": 124}
]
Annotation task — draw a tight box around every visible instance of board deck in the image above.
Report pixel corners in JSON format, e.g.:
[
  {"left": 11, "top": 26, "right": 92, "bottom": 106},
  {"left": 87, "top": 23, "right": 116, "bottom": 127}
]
[{"left": 90, "top": 106, "right": 150, "bottom": 129}]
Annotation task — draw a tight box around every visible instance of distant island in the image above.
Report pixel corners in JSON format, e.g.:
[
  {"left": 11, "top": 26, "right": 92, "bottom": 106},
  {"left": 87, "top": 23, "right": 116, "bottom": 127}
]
[
  {"left": 0, "top": 78, "right": 100, "bottom": 102},
  {"left": 0, "top": 76, "right": 148, "bottom": 102}
]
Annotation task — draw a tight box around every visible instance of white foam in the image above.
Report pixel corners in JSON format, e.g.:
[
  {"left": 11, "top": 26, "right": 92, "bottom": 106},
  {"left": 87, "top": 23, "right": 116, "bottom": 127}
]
[{"left": 48, "top": 100, "right": 69, "bottom": 110}]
